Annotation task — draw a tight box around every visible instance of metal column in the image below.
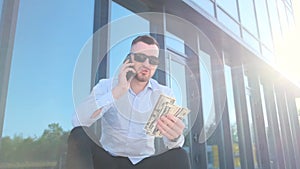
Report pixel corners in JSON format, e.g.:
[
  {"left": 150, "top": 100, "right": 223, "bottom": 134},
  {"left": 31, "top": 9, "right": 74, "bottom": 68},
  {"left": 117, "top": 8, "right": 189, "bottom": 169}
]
[{"left": 0, "top": 0, "right": 20, "bottom": 144}]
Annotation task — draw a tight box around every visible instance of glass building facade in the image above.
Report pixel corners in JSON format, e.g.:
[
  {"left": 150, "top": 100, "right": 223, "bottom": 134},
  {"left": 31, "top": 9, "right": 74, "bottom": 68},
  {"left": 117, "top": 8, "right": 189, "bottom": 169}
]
[{"left": 0, "top": 0, "right": 300, "bottom": 169}]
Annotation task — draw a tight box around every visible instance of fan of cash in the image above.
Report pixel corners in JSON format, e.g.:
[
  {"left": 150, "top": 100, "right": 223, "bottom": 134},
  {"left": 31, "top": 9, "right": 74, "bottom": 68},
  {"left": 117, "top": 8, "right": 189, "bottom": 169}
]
[{"left": 144, "top": 94, "right": 190, "bottom": 137}]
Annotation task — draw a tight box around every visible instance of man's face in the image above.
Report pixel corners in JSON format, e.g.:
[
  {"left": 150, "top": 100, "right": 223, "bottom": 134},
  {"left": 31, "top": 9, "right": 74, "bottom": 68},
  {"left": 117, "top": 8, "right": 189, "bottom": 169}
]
[{"left": 130, "top": 41, "right": 159, "bottom": 82}]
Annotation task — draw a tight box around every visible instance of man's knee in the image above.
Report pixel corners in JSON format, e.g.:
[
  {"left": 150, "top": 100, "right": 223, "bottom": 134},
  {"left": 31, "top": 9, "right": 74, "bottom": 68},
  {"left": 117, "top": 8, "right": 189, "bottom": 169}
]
[
  {"left": 168, "top": 148, "right": 189, "bottom": 159},
  {"left": 68, "top": 126, "right": 91, "bottom": 145},
  {"left": 166, "top": 148, "right": 191, "bottom": 168}
]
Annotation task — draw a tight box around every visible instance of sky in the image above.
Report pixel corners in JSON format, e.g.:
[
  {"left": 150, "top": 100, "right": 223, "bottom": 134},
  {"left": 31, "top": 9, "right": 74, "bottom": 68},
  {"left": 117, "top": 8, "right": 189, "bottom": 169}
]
[
  {"left": 1, "top": 0, "right": 300, "bottom": 138},
  {"left": 3, "top": 0, "right": 94, "bottom": 137},
  {"left": 2, "top": 0, "right": 136, "bottom": 138}
]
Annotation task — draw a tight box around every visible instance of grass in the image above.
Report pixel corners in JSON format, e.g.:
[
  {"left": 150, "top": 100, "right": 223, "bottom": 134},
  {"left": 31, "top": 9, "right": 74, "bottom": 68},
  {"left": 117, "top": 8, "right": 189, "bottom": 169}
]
[{"left": 0, "top": 161, "right": 56, "bottom": 169}]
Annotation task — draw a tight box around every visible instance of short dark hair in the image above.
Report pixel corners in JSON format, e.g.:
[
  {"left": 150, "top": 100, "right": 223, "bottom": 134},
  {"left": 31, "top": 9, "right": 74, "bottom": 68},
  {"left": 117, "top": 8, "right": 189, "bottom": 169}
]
[{"left": 131, "top": 35, "right": 160, "bottom": 48}]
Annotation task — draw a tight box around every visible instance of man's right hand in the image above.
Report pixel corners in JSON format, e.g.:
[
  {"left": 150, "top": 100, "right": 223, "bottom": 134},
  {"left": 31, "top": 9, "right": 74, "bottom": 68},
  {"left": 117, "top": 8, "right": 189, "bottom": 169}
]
[{"left": 112, "top": 60, "right": 135, "bottom": 99}]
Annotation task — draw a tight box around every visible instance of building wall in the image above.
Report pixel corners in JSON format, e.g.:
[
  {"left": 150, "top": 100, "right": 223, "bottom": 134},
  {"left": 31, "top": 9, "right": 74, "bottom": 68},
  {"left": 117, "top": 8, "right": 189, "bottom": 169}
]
[{"left": 0, "top": 0, "right": 299, "bottom": 169}]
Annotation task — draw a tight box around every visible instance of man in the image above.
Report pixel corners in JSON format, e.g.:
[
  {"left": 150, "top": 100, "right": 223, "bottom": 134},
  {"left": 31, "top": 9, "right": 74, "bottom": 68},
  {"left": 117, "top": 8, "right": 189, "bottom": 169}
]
[{"left": 67, "top": 35, "right": 191, "bottom": 169}]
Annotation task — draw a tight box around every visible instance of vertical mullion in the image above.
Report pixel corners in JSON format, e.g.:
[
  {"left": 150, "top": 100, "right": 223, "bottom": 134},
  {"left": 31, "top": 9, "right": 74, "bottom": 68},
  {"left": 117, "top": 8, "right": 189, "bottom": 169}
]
[
  {"left": 285, "top": 92, "right": 300, "bottom": 169},
  {"left": 91, "top": 0, "right": 111, "bottom": 137},
  {"left": 274, "top": 85, "right": 297, "bottom": 169},
  {"left": 0, "top": 0, "right": 20, "bottom": 145},
  {"left": 231, "top": 64, "right": 255, "bottom": 169},
  {"left": 247, "top": 71, "right": 271, "bottom": 169}
]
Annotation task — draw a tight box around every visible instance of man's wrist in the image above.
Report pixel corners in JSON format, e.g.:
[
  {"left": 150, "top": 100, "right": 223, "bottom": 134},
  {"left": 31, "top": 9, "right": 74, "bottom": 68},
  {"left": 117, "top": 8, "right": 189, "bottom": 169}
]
[{"left": 170, "top": 135, "right": 181, "bottom": 142}]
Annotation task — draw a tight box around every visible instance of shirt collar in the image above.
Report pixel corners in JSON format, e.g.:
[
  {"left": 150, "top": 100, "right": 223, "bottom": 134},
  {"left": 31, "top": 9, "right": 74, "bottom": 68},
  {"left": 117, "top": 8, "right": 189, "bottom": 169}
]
[{"left": 129, "top": 79, "right": 155, "bottom": 96}]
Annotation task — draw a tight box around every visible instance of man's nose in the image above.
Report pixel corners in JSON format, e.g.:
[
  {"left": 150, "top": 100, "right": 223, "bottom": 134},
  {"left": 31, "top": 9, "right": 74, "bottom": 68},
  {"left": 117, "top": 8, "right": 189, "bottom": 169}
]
[{"left": 142, "top": 58, "right": 151, "bottom": 67}]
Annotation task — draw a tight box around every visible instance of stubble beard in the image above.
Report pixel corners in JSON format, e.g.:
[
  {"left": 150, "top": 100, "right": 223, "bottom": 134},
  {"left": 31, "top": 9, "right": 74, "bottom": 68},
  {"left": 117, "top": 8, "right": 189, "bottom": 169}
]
[{"left": 135, "top": 73, "right": 151, "bottom": 82}]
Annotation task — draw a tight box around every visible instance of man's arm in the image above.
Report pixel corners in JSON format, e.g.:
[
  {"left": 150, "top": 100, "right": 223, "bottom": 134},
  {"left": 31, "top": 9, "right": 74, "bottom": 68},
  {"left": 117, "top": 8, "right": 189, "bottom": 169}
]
[
  {"left": 72, "top": 79, "right": 115, "bottom": 127},
  {"left": 72, "top": 60, "right": 135, "bottom": 127}
]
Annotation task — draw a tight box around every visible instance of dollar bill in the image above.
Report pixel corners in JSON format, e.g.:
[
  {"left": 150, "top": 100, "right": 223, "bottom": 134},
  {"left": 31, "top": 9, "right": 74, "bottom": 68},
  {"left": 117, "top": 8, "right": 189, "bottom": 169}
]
[
  {"left": 144, "top": 94, "right": 190, "bottom": 137},
  {"left": 144, "top": 94, "right": 175, "bottom": 133}
]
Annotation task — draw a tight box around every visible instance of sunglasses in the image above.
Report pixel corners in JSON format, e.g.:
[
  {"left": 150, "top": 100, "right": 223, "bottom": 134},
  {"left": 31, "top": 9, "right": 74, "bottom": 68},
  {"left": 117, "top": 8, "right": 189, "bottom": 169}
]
[{"left": 129, "top": 53, "right": 160, "bottom": 65}]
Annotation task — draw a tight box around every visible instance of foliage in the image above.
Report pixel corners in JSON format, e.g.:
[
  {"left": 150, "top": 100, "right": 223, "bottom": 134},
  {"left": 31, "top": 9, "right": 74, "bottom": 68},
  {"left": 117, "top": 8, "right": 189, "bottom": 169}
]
[{"left": 0, "top": 123, "right": 69, "bottom": 167}]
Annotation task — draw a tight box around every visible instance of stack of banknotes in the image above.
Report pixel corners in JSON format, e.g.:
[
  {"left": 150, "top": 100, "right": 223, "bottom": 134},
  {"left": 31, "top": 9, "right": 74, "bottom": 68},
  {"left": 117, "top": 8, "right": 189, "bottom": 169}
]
[{"left": 144, "top": 94, "right": 190, "bottom": 137}]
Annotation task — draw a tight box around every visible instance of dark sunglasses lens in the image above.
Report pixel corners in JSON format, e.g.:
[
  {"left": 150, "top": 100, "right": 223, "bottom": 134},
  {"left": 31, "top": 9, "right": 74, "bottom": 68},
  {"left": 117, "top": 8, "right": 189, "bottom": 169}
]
[
  {"left": 134, "top": 53, "right": 147, "bottom": 62},
  {"left": 148, "top": 56, "right": 159, "bottom": 65},
  {"left": 133, "top": 53, "right": 159, "bottom": 65}
]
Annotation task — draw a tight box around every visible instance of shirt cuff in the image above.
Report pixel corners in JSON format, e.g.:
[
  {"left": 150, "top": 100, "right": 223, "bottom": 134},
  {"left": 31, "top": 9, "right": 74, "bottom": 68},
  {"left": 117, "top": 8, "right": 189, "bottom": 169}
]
[
  {"left": 163, "top": 135, "right": 184, "bottom": 149},
  {"left": 93, "top": 89, "right": 115, "bottom": 110}
]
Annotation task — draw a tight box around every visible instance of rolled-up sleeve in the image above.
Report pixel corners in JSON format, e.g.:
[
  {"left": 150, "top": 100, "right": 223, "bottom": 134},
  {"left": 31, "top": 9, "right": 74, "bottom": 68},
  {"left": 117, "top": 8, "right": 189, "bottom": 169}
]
[
  {"left": 163, "top": 135, "right": 185, "bottom": 149},
  {"left": 72, "top": 79, "right": 115, "bottom": 127}
]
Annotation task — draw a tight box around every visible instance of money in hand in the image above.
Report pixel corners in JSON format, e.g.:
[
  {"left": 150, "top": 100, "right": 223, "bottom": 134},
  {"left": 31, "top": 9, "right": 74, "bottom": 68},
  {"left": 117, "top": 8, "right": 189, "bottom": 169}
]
[{"left": 144, "top": 94, "right": 190, "bottom": 137}]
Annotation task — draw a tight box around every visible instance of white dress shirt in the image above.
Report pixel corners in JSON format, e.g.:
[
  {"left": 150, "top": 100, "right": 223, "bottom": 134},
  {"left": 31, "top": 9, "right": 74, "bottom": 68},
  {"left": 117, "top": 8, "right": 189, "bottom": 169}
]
[{"left": 72, "top": 78, "right": 184, "bottom": 164}]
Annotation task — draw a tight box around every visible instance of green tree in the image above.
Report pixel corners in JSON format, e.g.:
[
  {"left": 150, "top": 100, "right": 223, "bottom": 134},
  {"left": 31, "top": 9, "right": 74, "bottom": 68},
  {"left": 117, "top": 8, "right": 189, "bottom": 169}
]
[{"left": 0, "top": 123, "right": 70, "bottom": 167}]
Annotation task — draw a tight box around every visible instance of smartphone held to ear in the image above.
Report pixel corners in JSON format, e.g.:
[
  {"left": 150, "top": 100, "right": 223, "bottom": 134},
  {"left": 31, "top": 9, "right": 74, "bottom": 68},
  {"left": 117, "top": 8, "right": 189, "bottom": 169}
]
[{"left": 123, "top": 54, "right": 136, "bottom": 80}]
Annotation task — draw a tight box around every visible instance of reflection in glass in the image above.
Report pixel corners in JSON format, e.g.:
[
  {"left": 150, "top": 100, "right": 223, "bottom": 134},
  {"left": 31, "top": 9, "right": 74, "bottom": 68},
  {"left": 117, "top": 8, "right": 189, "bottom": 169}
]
[
  {"left": 216, "top": 0, "right": 238, "bottom": 19},
  {"left": 277, "top": 0, "right": 289, "bottom": 36},
  {"left": 166, "top": 50, "right": 193, "bottom": 159},
  {"left": 217, "top": 8, "right": 240, "bottom": 37},
  {"left": 166, "top": 31, "right": 185, "bottom": 55},
  {"left": 170, "top": 60, "right": 187, "bottom": 108},
  {"left": 260, "top": 83, "right": 277, "bottom": 169},
  {"left": 200, "top": 51, "right": 215, "bottom": 135},
  {"left": 199, "top": 50, "right": 220, "bottom": 168},
  {"left": 238, "top": 0, "right": 258, "bottom": 37},
  {"left": 109, "top": 1, "right": 150, "bottom": 78},
  {"left": 190, "top": 0, "right": 215, "bottom": 17},
  {"left": 254, "top": 0, "right": 273, "bottom": 50},
  {"left": 262, "top": 45, "right": 274, "bottom": 63},
  {"left": 169, "top": 57, "right": 191, "bottom": 151},
  {"left": 0, "top": 1, "right": 94, "bottom": 168},
  {"left": 267, "top": 0, "right": 282, "bottom": 40},
  {"left": 224, "top": 65, "right": 241, "bottom": 169},
  {"left": 242, "top": 30, "right": 260, "bottom": 52},
  {"left": 286, "top": 10, "right": 295, "bottom": 28},
  {"left": 244, "top": 75, "right": 259, "bottom": 169}
]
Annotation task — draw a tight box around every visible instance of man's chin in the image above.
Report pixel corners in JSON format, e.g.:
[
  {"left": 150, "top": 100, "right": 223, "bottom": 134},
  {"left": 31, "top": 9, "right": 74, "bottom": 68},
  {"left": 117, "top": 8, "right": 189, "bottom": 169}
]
[{"left": 135, "top": 75, "right": 150, "bottom": 82}]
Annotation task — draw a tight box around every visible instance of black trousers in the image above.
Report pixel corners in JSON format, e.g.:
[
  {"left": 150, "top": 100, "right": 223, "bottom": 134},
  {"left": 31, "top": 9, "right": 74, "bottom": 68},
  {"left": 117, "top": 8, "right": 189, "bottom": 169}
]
[{"left": 66, "top": 126, "right": 191, "bottom": 169}]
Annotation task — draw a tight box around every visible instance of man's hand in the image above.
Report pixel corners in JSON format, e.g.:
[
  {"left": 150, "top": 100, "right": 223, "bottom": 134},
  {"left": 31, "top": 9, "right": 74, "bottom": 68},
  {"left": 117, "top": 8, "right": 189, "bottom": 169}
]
[
  {"left": 112, "top": 60, "right": 135, "bottom": 99},
  {"left": 156, "top": 114, "right": 185, "bottom": 141}
]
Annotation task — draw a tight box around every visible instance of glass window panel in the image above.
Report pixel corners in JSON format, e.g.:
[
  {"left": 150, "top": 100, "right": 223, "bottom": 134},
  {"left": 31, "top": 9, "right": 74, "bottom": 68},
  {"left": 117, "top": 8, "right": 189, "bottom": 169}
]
[
  {"left": 199, "top": 50, "right": 220, "bottom": 168},
  {"left": 244, "top": 75, "right": 259, "bottom": 169},
  {"left": 109, "top": 2, "right": 150, "bottom": 78},
  {"left": 200, "top": 50, "right": 216, "bottom": 130},
  {"left": 260, "top": 84, "right": 268, "bottom": 130},
  {"left": 170, "top": 58, "right": 191, "bottom": 152},
  {"left": 267, "top": 0, "right": 282, "bottom": 40},
  {"left": 286, "top": 9, "right": 295, "bottom": 29},
  {"left": 238, "top": 0, "right": 258, "bottom": 37},
  {"left": 216, "top": 0, "right": 238, "bottom": 19},
  {"left": 0, "top": 0, "right": 94, "bottom": 168},
  {"left": 260, "top": 83, "right": 278, "bottom": 169},
  {"left": 167, "top": 51, "right": 193, "bottom": 158},
  {"left": 255, "top": 0, "right": 273, "bottom": 49},
  {"left": 166, "top": 31, "right": 185, "bottom": 54},
  {"left": 217, "top": 8, "right": 240, "bottom": 37},
  {"left": 190, "top": 0, "right": 215, "bottom": 17},
  {"left": 170, "top": 60, "right": 187, "bottom": 108},
  {"left": 224, "top": 65, "right": 241, "bottom": 169},
  {"left": 262, "top": 45, "right": 274, "bottom": 63},
  {"left": 277, "top": 0, "right": 289, "bottom": 36},
  {"left": 242, "top": 30, "right": 260, "bottom": 52}
]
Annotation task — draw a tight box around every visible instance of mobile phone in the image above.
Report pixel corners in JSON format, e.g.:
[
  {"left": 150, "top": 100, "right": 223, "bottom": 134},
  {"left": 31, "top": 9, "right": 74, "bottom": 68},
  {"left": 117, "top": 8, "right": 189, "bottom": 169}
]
[{"left": 123, "top": 54, "right": 136, "bottom": 80}]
